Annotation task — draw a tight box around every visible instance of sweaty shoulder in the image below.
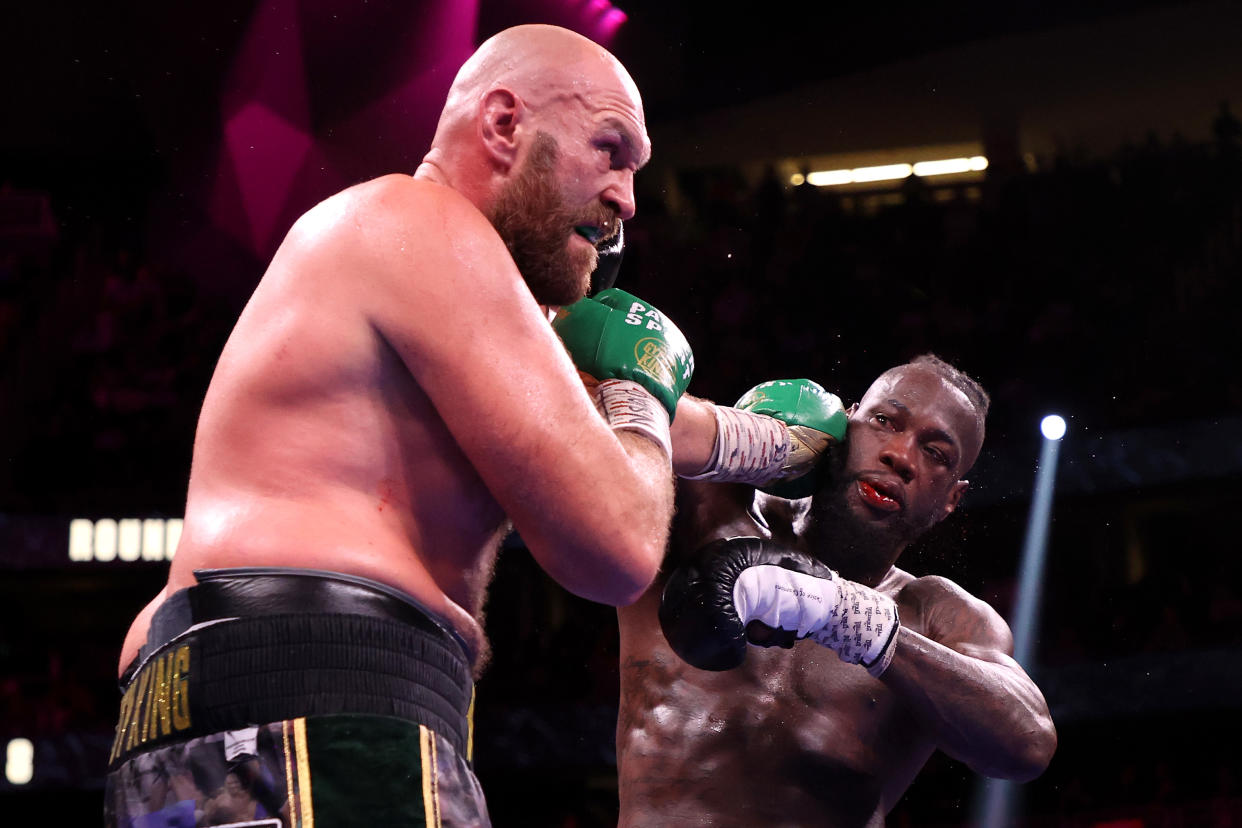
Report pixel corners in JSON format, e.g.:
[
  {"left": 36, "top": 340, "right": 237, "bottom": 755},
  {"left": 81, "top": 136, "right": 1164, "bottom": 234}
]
[
  {"left": 897, "top": 574, "right": 1015, "bottom": 654},
  {"left": 275, "top": 175, "right": 529, "bottom": 337},
  {"left": 352, "top": 174, "right": 492, "bottom": 231},
  {"left": 292, "top": 174, "right": 508, "bottom": 274},
  {"left": 669, "top": 481, "right": 770, "bottom": 568}
]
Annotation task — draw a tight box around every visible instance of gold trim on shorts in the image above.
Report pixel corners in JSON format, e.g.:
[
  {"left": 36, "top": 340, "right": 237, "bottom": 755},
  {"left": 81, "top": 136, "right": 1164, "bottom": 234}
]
[
  {"left": 420, "top": 723, "right": 442, "bottom": 827},
  {"left": 281, "top": 717, "right": 315, "bottom": 827}
]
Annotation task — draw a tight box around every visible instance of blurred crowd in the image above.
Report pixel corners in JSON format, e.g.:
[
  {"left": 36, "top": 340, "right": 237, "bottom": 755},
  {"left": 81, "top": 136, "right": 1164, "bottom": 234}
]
[
  {"left": 3, "top": 105, "right": 1240, "bottom": 511},
  {"left": 622, "top": 103, "right": 1242, "bottom": 440}
]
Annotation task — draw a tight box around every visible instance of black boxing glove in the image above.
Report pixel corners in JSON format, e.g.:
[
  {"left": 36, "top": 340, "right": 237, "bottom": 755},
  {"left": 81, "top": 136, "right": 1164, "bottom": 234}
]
[
  {"left": 659, "top": 536, "right": 900, "bottom": 675},
  {"left": 589, "top": 220, "right": 624, "bottom": 294},
  {"left": 659, "top": 537, "right": 835, "bottom": 671}
]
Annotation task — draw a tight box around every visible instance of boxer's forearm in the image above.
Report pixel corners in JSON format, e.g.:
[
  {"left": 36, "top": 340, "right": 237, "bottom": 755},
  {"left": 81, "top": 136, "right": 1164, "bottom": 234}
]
[
  {"left": 879, "top": 627, "right": 1056, "bottom": 781},
  {"left": 668, "top": 382, "right": 842, "bottom": 494},
  {"left": 669, "top": 395, "right": 720, "bottom": 476},
  {"left": 519, "top": 426, "right": 673, "bottom": 607}
]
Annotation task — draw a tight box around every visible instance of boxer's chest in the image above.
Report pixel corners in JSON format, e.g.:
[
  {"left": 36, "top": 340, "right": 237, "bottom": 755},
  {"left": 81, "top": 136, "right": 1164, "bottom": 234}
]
[{"left": 733, "top": 642, "right": 930, "bottom": 774}]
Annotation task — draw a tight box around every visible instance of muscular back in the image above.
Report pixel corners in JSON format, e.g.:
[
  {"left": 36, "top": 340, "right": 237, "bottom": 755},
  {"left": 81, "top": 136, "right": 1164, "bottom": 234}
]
[
  {"left": 150, "top": 176, "right": 512, "bottom": 660},
  {"left": 124, "top": 173, "right": 662, "bottom": 673},
  {"left": 617, "top": 482, "right": 965, "bottom": 827},
  {"left": 122, "top": 172, "right": 676, "bottom": 675}
]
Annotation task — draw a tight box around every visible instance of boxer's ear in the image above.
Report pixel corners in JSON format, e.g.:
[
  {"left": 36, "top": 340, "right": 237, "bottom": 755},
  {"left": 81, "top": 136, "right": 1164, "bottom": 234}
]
[
  {"left": 479, "top": 88, "right": 525, "bottom": 170},
  {"left": 940, "top": 480, "right": 969, "bottom": 521}
]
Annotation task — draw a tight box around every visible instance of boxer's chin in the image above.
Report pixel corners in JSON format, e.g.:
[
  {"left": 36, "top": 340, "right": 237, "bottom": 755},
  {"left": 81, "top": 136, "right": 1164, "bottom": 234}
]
[
  {"left": 568, "top": 244, "right": 598, "bottom": 297},
  {"left": 523, "top": 253, "right": 592, "bottom": 306},
  {"left": 489, "top": 215, "right": 595, "bottom": 306}
]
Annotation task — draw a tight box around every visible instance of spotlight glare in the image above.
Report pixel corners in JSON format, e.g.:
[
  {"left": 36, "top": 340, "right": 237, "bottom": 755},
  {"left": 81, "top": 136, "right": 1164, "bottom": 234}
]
[
  {"left": 6, "top": 738, "right": 33, "bottom": 785},
  {"left": 600, "top": 8, "right": 627, "bottom": 29},
  {"left": 1040, "top": 414, "right": 1067, "bottom": 441},
  {"left": 807, "top": 168, "right": 854, "bottom": 186},
  {"left": 913, "top": 157, "right": 974, "bottom": 177},
  {"left": 849, "top": 163, "right": 913, "bottom": 183},
  {"left": 804, "top": 155, "right": 988, "bottom": 188}
]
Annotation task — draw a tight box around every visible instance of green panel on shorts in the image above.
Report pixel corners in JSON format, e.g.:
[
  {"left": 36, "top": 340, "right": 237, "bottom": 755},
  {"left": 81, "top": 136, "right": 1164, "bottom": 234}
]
[{"left": 304, "top": 715, "right": 428, "bottom": 827}]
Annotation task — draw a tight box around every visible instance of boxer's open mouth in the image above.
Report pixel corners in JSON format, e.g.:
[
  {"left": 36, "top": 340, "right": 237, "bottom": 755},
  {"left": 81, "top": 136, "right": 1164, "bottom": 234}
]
[{"left": 857, "top": 479, "right": 902, "bottom": 512}]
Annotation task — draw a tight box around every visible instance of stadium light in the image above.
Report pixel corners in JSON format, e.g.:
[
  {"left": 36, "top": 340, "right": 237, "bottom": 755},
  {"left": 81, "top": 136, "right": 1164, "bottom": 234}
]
[
  {"left": 6, "top": 738, "right": 33, "bottom": 785},
  {"left": 795, "top": 155, "right": 989, "bottom": 187},
  {"left": 1040, "top": 414, "right": 1066, "bottom": 441},
  {"left": 975, "top": 414, "right": 1067, "bottom": 825}
]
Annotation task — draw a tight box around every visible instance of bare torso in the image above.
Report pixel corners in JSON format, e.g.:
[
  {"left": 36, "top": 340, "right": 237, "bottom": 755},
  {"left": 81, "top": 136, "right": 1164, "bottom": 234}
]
[
  {"left": 617, "top": 482, "right": 947, "bottom": 827},
  {"left": 121, "top": 176, "right": 520, "bottom": 672}
]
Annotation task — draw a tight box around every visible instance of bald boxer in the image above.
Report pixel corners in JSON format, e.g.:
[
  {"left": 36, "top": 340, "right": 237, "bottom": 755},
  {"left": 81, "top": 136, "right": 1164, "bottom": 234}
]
[
  {"left": 618, "top": 355, "right": 1057, "bottom": 826},
  {"left": 107, "top": 25, "right": 690, "bottom": 827}
]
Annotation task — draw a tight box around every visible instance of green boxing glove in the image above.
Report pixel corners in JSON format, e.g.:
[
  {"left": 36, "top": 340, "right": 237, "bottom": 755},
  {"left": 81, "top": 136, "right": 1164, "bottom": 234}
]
[
  {"left": 552, "top": 288, "right": 695, "bottom": 421},
  {"left": 736, "top": 379, "right": 847, "bottom": 498},
  {"left": 684, "top": 378, "right": 846, "bottom": 496}
]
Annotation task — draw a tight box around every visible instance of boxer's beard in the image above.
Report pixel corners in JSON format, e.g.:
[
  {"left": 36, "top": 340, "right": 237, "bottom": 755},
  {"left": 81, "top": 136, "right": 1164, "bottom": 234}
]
[
  {"left": 805, "top": 451, "right": 936, "bottom": 580},
  {"left": 488, "top": 132, "right": 616, "bottom": 306}
]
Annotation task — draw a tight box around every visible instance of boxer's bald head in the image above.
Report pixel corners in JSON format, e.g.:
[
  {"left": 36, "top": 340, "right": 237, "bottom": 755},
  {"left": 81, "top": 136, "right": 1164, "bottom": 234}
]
[
  {"left": 437, "top": 25, "right": 644, "bottom": 136},
  {"left": 864, "top": 355, "right": 988, "bottom": 475},
  {"left": 427, "top": 24, "right": 648, "bottom": 176},
  {"left": 419, "top": 25, "right": 650, "bottom": 305}
]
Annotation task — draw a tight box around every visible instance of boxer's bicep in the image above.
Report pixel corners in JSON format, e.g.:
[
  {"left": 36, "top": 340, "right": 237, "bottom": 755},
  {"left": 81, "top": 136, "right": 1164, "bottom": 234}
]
[
  {"left": 893, "top": 577, "right": 1055, "bottom": 779},
  {"left": 401, "top": 279, "right": 670, "bottom": 602},
  {"left": 360, "top": 186, "right": 669, "bottom": 603},
  {"left": 919, "top": 577, "right": 1025, "bottom": 672}
]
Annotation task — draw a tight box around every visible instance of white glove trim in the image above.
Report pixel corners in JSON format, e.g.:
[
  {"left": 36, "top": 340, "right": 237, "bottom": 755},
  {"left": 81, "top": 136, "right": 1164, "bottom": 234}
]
[
  {"left": 735, "top": 564, "right": 901, "bottom": 677},
  {"left": 733, "top": 565, "right": 839, "bottom": 639}
]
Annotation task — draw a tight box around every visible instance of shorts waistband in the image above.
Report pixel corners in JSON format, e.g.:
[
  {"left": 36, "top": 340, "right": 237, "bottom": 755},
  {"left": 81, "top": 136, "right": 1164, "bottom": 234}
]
[
  {"left": 134, "top": 567, "right": 471, "bottom": 672},
  {"left": 112, "top": 569, "right": 475, "bottom": 770}
]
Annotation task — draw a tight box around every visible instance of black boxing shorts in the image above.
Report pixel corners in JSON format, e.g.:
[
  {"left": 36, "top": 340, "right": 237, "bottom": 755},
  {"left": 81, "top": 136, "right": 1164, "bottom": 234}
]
[{"left": 104, "top": 567, "right": 491, "bottom": 827}]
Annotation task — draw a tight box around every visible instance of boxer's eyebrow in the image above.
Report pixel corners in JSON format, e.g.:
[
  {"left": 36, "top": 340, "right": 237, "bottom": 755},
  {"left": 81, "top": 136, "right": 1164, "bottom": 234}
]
[
  {"left": 883, "top": 399, "right": 959, "bottom": 446},
  {"left": 922, "top": 427, "right": 958, "bottom": 450},
  {"left": 603, "top": 117, "right": 650, "bottom": 169}
]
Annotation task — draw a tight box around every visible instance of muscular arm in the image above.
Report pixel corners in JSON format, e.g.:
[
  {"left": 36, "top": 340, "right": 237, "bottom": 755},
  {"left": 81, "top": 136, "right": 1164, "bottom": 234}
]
[
  {"left": 879, "top": 578, "right": 1056, "bottom": 781},
  {"left": 293, "top": 178, "right": 672, "bottom": 605}
]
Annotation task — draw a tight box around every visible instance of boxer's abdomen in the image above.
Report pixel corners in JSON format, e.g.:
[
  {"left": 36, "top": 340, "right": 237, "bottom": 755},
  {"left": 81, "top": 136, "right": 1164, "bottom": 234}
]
[
  {"left": 618, "top": 613, "right": 924, "bottom": 827},
  {"left": 167, "top": 260, "right": 506, "bottom": 664}
]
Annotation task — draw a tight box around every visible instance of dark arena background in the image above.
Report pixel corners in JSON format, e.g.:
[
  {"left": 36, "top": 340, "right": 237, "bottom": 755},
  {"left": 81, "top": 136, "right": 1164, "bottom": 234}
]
[{"left": 4, "top": 1, "right": 1242, "bottom": 824}]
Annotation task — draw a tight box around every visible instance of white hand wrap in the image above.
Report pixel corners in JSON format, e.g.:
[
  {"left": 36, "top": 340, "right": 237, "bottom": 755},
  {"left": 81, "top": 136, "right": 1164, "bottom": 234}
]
[
  {"left": 594, "top": 378, "right": 672, "bottom": 460},
  {"left": 681, "top": 405, "right": 791, "bottom": 484},
  {"left": 733, "top": 565, "right": 900, "bottom": 677}
]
